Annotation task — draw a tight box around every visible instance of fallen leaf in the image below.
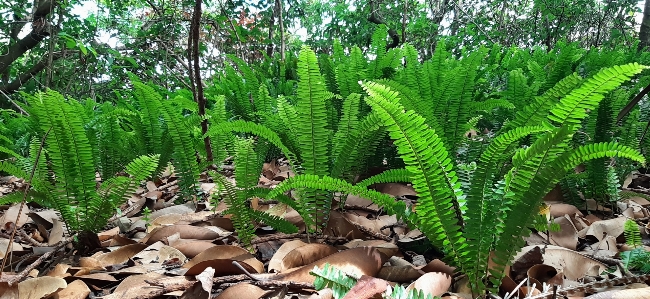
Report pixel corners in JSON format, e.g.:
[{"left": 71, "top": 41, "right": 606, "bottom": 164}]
[
  {"left": 50, "top": 279, "right": 90, "bottom": 299},
  {"left": 216, "top": 283, "right": 268, "bottom": 299},
  {"left": 183, "top": 245, "right": 264, "bottom": 275},
  {"left": 95, "top": 243, "right": 148, "bottom": 267},
  {"left": 142, "top": 224, "right": 221, "bottom": 244},
  {"left": 17, "top": 276, "right": 67, "bottom": 299},
  {"left": 342, "top": 275, "right": 389, "bottom": 299}
]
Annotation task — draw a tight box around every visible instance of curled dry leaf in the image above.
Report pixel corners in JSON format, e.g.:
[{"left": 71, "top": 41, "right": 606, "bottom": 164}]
[
  {"left": 216, "top": 283, "right": 269, "bottom": 299},
  {"left": 342, "top": 275, "right": 389, "bottom": 299},
  {"left": 251, "top": 247, "right": 386, "bottom": 284},
  {"left": 0, "top": 204, "right": 30, "bottom": 228},
  {"left": 48, "top": 218, "right": 64, "bottom": 245},
  {"left": 50, "top": 279, "right": 90, "bottom": 299},
  {"left": 95, "top": 243, "right": 148, "bottom": 267},
  {"left": 142, "top": 224, "right": 221, "bottom": 244},
  {"left": 406, "top": 272, "right": 452, "bottom": 298},
  {"left": 343, "top": 239, "right": 399, "bottom": 258},
  {"left": 196, "top": 266, "right": 215, "bottom": 293},
  {"left": 586, "top": 217, "right": 627, "bottom": 241},
  {"left": 170, "top": 240, "right": 217, "bottom": 258},
  {"left": 377, "top": 265, "right": 424, "bottom": 282},
  {"left": 46, "top": 264, "right": 71, "bottom": 278},
  {"left": 268, "top": 240, "right": 309, "bottom": 272},
  {"left": 0, "top": 282, "right": 19, "bottom": 299},
  {"left": 17, "top": 276, "right": 67, "bottom": 299},
  {"left": 103, "top": 272, "right": 166, "bottom": 299},
  {"left": 183, "top": 245, "right": 264, "bottom": 276},
  {"left": 276, "top": 243, "right": 339, "bottom": 272},
  {"left": 148, "top": 213, "right": 183, "bottom": 233},
  {"left": 550, "top": 215, "right": 578, "bottom": 250},
  {"left": 515, "top": 245, "right": 606, "bottom": 281}
]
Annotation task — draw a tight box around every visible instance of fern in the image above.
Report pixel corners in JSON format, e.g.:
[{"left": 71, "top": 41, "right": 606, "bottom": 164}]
[
  {"left": 360, "top": 81, "right": 467, "bottom": 267},
  {"left": 624, "top": 219, "right": 642, "bottom": 247},
  {"left": 310, "top": 263, "right": 358, "bottom": 299}
]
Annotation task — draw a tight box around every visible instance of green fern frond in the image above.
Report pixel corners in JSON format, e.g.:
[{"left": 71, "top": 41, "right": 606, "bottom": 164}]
[
  {"left": 360, "top": 81, "right": 466, "bottom": 268},
  {"left": 160, "top": 99, "right": 200, "bottom": 198},
  {"left": 131, "top": 82, "right": 164, "bottom": 155},
  {"left": 356, "top": 169, "right": 413, "bottom": 188},
  {"left": 213, "top": 172, "right": 256, "bottom": 248},
  {"left": 310, "top": 263, "right": 357, "bottom": 299},
  {"left": 268, "top": 174, "right": 409, "bottom": 221},
  {"left": 204, "top": 120, "right": 299, "bottom": 172},
  {"left": 469, "top": 99, "right": 515, "bottom": 112},
  {"left": 250, "top": 209, "right": 298, "bottom": 234},
  {"left": 624, "top": 219, "right": 642, "bottom": 247},
  {"left": 330, "top": 112, "right": 385, "bottom": 181},
  {"left": 331, "top": 93, "right": 361, "bottom": 160},
  {"left": 549, "top": 64, "right": 648, "bottom": 128},
  {"left": 503, "top": 73, "right": 582, "bottom": 131}
]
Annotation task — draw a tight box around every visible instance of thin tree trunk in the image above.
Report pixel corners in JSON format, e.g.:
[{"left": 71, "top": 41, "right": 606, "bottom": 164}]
[
  {"left": 266, "top": 0, "right": 276, "bottom": 57},
  {"left": 639, "top": 0, "right": 650, "bottom": 51},
  {"left": 277, "top": 0, "right": 285, "bottom": 61},
  {"left": 189, "top": 0, "right": 213, "bottom": 162}
]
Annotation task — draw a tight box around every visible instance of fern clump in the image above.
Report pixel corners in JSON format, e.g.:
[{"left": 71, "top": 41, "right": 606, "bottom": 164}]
[
  {"left": 0, "top": 89, "right": 160, "bottom": 234},
  {"left": 268, "top": 63, "right": 648, "bottom": 297}
]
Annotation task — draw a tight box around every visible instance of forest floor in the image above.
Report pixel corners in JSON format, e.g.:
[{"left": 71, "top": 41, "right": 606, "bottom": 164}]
[{"left": 0, "top": 161, "right": 649, "bottom": 299}]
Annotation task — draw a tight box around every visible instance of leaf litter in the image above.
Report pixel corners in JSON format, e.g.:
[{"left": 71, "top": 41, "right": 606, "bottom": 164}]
[{"left": 0, "top": 164, "right": 647, "bottom": 299}]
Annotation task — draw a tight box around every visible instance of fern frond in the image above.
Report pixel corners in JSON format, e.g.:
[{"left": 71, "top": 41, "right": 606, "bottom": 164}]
[
  {"left": 356, "top": 169, "right": 413, "bottom": 188},
  {"left": 503, "top": 73, "right": 582, "bottom": 131},
  {"left": 624, "top": 219, "right": 642, "bottom": 247},
  {"left": 331, "top": 93, "right": 361, "bottom": 160},
  {"left": 267, "top": 174, "right": 409, "bottom": 221},
  {"left": 250, "top": 209, "right": 298, "bottom": 234},
  {"left": 310, "top": 263, "right": 357, "bottom": 299},
  {"left": 361, "top": 81, "right": 466, "bottom": 268},
  {"left": 204, "top": 120, "right": 299, "bottom": 172},
  {"left": 549, "top": 64, "right": 648, "bottom": 128},
  {"left": 160, "top": 100, "right": 200, "bottom": 198}
]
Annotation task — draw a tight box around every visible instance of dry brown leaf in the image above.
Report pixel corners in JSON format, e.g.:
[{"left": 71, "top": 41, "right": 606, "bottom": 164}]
[
  {"left": 515, "top": 245, "right": 606, "bottom": 281},
  {"left": 419, "top": 259, "right": 456, "bottom": 276},
  {"left": 267, "top": 240, "right": 309, "bottom": 272},
  {"left": 103, "top": 272, "right": 165, "bottom": 299},
  {"left": 148, "top": 214, "right": 183, "bottom": 233},
  {"left": 0, "top": 204, "right": 30, "bottom": 228},
  {"left": 372, "top": 183, "right": 417, "bottom": 197},
  {"left": 216, "top": 283, "right": 268, "bottom": 299},
  {"left": 343, "top": 239, "right": 400, "bottom": 258},
  {"left": 17, "top": 276, "right": 66, "bottom": 299},
  {"left": 0, "top": 282, "right": 18, "bottom": 299},
  {"left": 550, "top": 204, "right": 584, "bottom": 218},
  {"left": 142, "top": 224, "right": 221, "bottom": 244},
  {"left": 342, "top": 275, "right": 389, "bottom": 299},
  {"left": 48, "top": 218, "right": 64, "bottom": 245},
  {"left": 50, "top": 279, "right": 90, "bottom": 299},
  {"left": 179, "top": 282, "right": 210, "bottom": 299},
  {"left": 406, "top": 272, "right": 452, "bottom": 298},
  {"left": 586, "top": 217, "right": 627, "bottom": 241},
  {"left": 97, "top": 227, "right": 120, "bottom": 242},
  {"left": 377, "top": 266, "right": 424, "bottom": 282},
  {"left": 277, "top": 243, "right": 338, "bottom": 272},
  {"left": 550, "top": 215, "right": 578, "bottom": 250},
  {"left": 0, "top": 238, "right": 23, "bottom": 257},
  {"left": 133, "top": 242, "right": 186, "bottom": 264},
  {"left": 251, "top": 247, "right": 386, "bottom": 284},
  {"left": 46, "top": 264, "right": 71, "bottom": 278},
  {"left": 95, "top": 243, "right": 148, "bottom": 267},
  {"left": 183, "top": 245, "right": 264, "bottom": 276},
  {"left": 170, "top": 240, "right": 218, "bottom": 258}
]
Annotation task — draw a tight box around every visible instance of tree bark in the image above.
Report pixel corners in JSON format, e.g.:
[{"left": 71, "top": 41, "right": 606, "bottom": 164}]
[
  {"left": 189, "top": 0, "right": 213, "bottom": 162},
  {"left": 639, "top": 0, "right": 650, "bottom": 51},
  {"left": 277, "top": 0, "right": 285, "bottom": 61}
]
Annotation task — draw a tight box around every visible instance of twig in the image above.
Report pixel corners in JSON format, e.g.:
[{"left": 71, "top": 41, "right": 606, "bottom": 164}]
[
  {"left": 0, "top": 127, "right": 50, "bottom": 275},
  {"left": 4, "top": 239, "right": 71, "bottom": 286},
  {"left": 250, "top": 233, "right": 348, "bottom": 245}
]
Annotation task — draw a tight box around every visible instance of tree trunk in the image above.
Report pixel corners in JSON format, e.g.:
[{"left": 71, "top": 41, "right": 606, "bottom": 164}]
[
  {"left": 639, "top": 0, "right": 650, "bottom": 51},
  {"left": 277, "top": 0, "right": 285, "bottom": 61}
]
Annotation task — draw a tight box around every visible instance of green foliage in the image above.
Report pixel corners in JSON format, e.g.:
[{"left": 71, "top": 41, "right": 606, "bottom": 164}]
[
  {"left": 0, "top": 89, "right": 161, "bottom": 234},
  {"left": 310, "top": 263, "right": 358, "bottom": 299},
  {"left": 268, "top": 62, "right": 647, "bottom": 297},
  {"left": 210, "top": 138, "right": 298, "bottom": 248},
  {"left": 310, "top": 263, "right": 435, "bottom": 299}
]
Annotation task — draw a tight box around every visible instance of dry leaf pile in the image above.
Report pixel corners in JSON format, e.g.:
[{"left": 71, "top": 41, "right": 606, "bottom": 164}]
[{"left": 0, "top": 165, "right": 648, "bottom": 299}]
